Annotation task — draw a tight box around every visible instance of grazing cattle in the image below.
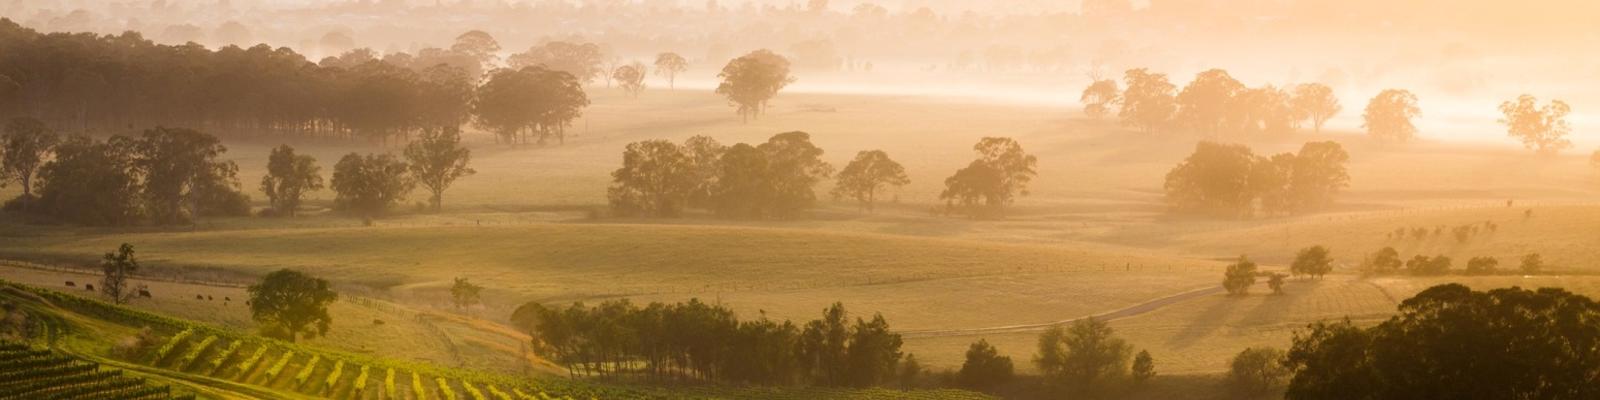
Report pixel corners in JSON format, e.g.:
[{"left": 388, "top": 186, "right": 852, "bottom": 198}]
[
  {"left": 206, "top": 295, "right": 213, "bottom": 300},
  {"left": 138, "top": 289, "right": 151, "bottom": 298},
  {"left": 373, "top": 319, "right": 385, "bottom": 325},
  {"left": 224, "top": 297, "right": 230, "bottom": 301},
  {"left": 85, "top": 284, "right": 94, "bottom": 291},
  {"left": 195, "top": 294, "right": 204, "bottom": 300},
  {"left": 65, "top": 281, "right": 75, "bottom": 287}
]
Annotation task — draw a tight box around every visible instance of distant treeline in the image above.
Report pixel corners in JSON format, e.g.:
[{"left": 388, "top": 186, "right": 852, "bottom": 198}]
[
  {"left": 511, "top": 299, "right": 904, "bottom": 387},
  {"left": 0, "top": 20, "right": 587, "bottom": 144}
]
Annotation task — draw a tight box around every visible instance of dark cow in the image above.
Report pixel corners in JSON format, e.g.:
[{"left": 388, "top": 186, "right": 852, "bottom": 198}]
[
  {"left": 85, "top": 284, "right": 94, "bottom": 291},
  {"left": 195, "top": 294, "right": 204, "bottom": 300},
  {"left": 138, "top": 289, "right": 152, "bottom": 298},
  {"left": 65, "top": 281, "right": 75, "bottom": 287}
]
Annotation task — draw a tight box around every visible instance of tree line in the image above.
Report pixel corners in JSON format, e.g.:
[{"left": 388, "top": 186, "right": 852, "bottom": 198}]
[
  {"left": 510, "top": 300, "right": 904, "bottom": 388},
  {"left": 2, "top": 117, "right": 475, "bottom": 225},
  {"left": 1164, "top": 141, "right": 1350, "bottom": 218}
]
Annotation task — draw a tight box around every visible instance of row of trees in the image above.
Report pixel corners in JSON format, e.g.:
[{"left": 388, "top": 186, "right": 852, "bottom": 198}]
[
  {"left": 510, "top": 300, "right": 904, "bottom": 387},
  {"left": 607, "top": 134, "right": 1039, "bottom": 219},
  {"left": 3, "top": 116, "right": 474, "bottom": 226},
  {"left": 1084, "top": 68, "right": 1341, "bottom": 137},
  {"left": 1164, "top": 141, "right": 1350, "bottom": 218},
  {"left": 3, "top": 121, "right": 248, "bottom": 226},
  {"left": 1360, "top": 247, "right": 1545, "bottom": 276},
  {"left": 1088, "top": 68, "right": 1578, "bottom": 156}
]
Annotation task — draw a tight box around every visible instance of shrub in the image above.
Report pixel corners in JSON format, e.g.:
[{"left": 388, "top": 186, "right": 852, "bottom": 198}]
[
  {"left": 1465, "top": 257, "right": 1498, "bottom": 275},
  {"left": 956, "top": 339, "right": 1013, "bottom": 390},
  {"left": 1229, "top": 347, "right": 1287, "bottom": 396}
]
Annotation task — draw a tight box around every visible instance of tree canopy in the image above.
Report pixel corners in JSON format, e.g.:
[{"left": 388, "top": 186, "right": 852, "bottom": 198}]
[
  {"left": 715, "top": 49, "right": 795, "bottom": 122},
  {"left": 1498, "top": 94, "right": 1572, "bottom": 155},
  {"left": 404, "top": 127, "right": 475, "bottom": 212},
  {"left": 1285, "top": 284, "right": 1600, "bottom": 399},
  {"left": 248, "top": 269, "right": 338, "bottom": 343},
  {"left": 941, "top": 137, "right": 1037, "bottom": 218},
  {"left": 831, "top": 150, "right": 909, "bottom": 212},
  {"left": 330, "top": 152, "right": 413, "bottom": 218},
  {"left": 259, "top": 145, "right": 323, "bottom": 217},
  {"left": 1363, "top": 89, "right": 1421, "bottom": 142},
  {"left": 654, "top": 52, "right": 689, "bottom": 89},
  {"left": 1118, "top": 68, "right": 1177, "bottom": 134}
]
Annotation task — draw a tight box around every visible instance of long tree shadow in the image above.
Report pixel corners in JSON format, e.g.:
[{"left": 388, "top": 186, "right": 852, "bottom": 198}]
[{"left": 1164, "top": 293, "right": 1244, "bottom": 349}]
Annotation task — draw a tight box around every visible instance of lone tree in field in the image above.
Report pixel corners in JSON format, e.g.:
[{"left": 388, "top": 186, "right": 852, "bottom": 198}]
[
  {"left": 1465, "top": 256, "right": 1499, "bottom": 275},
  {"left": 1363, "top": 246, "right": 1403, "bottom": 275},
  {"left": 1285, "top": 284, "right": 1600, "bottom": 399},
  {"left": 131, "top": 127, "right": 247, "bottom": 224},
  {"left": 941, "top": 137, "right": 1038, "bottom": 218},
  {"left": 259, "top": 145, "right": 323, "bottom": 217},
  {"left": 248, "top": 269, "right": 337, "bottom": 343},
  {"left": 1080, "top": 78, "right": 1120, "bottom": 119},
  {"left": 608, "top": 139, "right": 695, "bottom": 217},
  {"left": 1498, "top": 94, "right": 1572, "bottom": 156},
  {"left": 1176, "top": 69, "right": 1245, "bottom": 137},
  {"left": 1291, "top": 83, "right": 1341, "bottom": 133},
  {"left": 1223, "top": 255, "right": 1259, "bottom": 295},
  {"left": 957, "top": 339, "right": 1014, "bottom": 391},
  {"left": 1362, "top": 89, "right": 1420, "bottom": 142},
  {"left": 1119, "top": 68, "right": 1177, "bottom": 134},
  {"left": 1, "top": 117, "right": 59, "bottom": 212},
  {"left": 100, "top": 243, "right": 141, "bottom": 305},
  {"left": 831, "top": 150, "right": 909, "bottom": 212},
  {"left": 654, "top": 52, "right": 688, "bottom": 89},
  {"left": 450, "top": 277, "right": 483, "bottom": 310},
  {"left": 1036, "top": 317, "right": 1133, "bottom": 396},
  {"left": 1291, "top": 246, "right": 1333, "bottom": 279},
  {"left": 1520, "top": 253, "right": 1544, "bottom": 274},
  {"left": 1229, "top": 347, "right": 1288, "bottom": 396},
  {"left": 715, "top": 49, "right": 795, "bottom": 122},
  {"left": 613, "top": 61, "right": 648, "bottom": 97},
  {"left": 1131, "top": 350, "right": 1156, "bottom": 384},
  {"left": 404, "top": 127, "right": 474, "bottom": 212},
  {"left": 331, "top": 153, "right": 413, "bottom": 218}
]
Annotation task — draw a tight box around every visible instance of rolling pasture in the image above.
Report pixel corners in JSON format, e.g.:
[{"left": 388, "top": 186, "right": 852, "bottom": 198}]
[{"left": 5, "top": 87, "right": 1600, "bottom": 394}]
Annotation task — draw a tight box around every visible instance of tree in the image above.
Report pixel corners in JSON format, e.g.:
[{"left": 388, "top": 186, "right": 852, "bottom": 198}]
[
  {"left": 131, "top": 127, "right": 245, "bottom": 224},
  {"left": 330, "top": 153, "right": 412, "bottom": 218},
  {"left": 613, "top": 61, "right": 648, "bottom": 97},
  {"left": 450, "top": 277, "right": 483, "bottom": 310},
  {"left": 248, "top": 269, "right": 338, "bottom": 343},
  {"left": 608, "top": 140, "right": 695, "bottom": 217},
  {"left": 1119, "top": 68, "right": 1177, "bottom": 134},
  {"left": 1362, "top": 89, "right": 1421, "bottom": 142},
  {"left": 100, "top": 243, "right": 142, "bottom": 305},
  {"left": 1406, "top": 255, "right": 1451, "bottom": 276},
  {"left": 1080, "top": 79, "right": 1120, "bottom": 119},
  {"left": 33, "top": 136, "right": 142, "bottom": 226},
  {"left": 1363, "top": 247, "right": 1403, "bottom": 275},
  {"left": 654, "top": 52, "right": 688, "bottom": 89},
  {"left": 1286, "top": 141, "right": 1349, "bottom": 211},
  {"left": 751, "top": 131, "right": 833, "bottom": 218},
  {"left": 1267, "top": 273, "right": 1287, "bottom": 294},
  {"left": 1291, "top": 246, "right": 1333, "bottom": 278},
  {"left": 844, "top": 313, "right": 903, "bottom": 387},
  {"left": 404, "top": 127, "right": 474, "bottom": 212},
  {"left": 1235, "top": 85, "right": 1297, "bottom": 136},
  {"left": 1130, "top": 350, "right": 1155, "bottom": 384},
  {"left": 1176, "top": 69, "right": 1245, "bottom": 136},
  {"left": 473, "top": 66, "right": 589, "bottom": 145},
  {"left": 831, "top": 150, "right": 909, "bottom": 212},
  {"left": 940, "top": 137, "right": 1038, "bottom": 218},
  {"left": 1036, "top": 317, "right": 1132, "bottom": 395},
  {"left": 800, "top": 302, "right": 852, "bottom": 386},
  {"left": 1223, "top": 255, "right": 1259, "bottom": 295},
  {"left": 1465, "top": 256, "right": 1498, "bottom": 275},
  {"left": 449, "top": 30, "right": 501, "bottom": 74},
  {"left": 898, "top": 353, "right": 921, "bottom": 389},
  {"left": 1165, "top": 141, "right": 1256, "bottom": 217},
  {"left": 259, "top": 145, "right": 323, "bottom": 217},
  {"left": 1498, "top": 94, "right": 1572, "bottom": 155},
  {"left": 1520, "top": 253, "right": 1544, "bottom": 274},
  {"left": 957, "top": 339, "right": 1014, "bottom": 390},
  {"left": 683, "top": 135, "right": 727, "bottom": 210},
  {"left": 1229, "top": 347, "right": 1287, "bottom": 397},
  {"left": 1, "top": 117, "right": 59, "bottom": 212},
  {"left": 715, "top": 49, "right": 795, "bottom": 122},
  {"left": 1285, "top": 284, "right": 1600, "bottom": 399},
  {"left": 1291, "top": 83, "right": 1340, "bottom": 133}
]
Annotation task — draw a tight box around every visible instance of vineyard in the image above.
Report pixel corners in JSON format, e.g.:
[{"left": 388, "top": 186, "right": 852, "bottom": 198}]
[
  {"left": 1, "top": 280, "right": 995, "bottom": 400},
  {"left": 0, "top": 340, "right": 192, "bottom": 400}
]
